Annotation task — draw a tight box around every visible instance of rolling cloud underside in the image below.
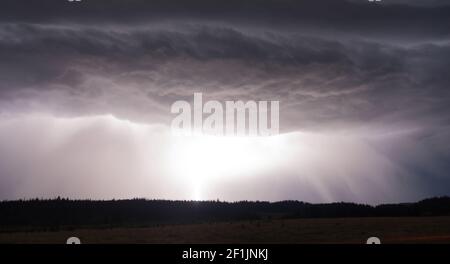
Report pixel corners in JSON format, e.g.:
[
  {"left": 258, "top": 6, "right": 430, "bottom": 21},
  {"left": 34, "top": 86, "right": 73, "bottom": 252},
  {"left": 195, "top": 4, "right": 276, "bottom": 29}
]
[
  {"left": 0, "top": 0, "right": 449, "bottom": 202},
  {"left": 1, "top": 23, "right": 449, "bottom": 129}
]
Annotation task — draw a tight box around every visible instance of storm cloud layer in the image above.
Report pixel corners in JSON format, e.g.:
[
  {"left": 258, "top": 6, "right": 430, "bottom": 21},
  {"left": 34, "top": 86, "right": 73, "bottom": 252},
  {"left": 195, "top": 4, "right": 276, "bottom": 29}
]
[{"left": 0, "top": 0, "right": 449, "bottom": 203}]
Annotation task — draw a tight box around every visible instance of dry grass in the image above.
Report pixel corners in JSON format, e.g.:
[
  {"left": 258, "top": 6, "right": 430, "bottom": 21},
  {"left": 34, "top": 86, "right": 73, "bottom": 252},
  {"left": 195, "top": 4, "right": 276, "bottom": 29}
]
[{"left": 1, "top": 216, "right": 450, "bottom": 244}]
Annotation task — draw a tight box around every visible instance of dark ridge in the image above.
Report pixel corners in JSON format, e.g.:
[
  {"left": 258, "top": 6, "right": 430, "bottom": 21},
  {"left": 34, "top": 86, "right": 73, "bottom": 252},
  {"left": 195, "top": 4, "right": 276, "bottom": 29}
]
[{"left": 1, "top": 196, "right": 450, "bottom": 232}]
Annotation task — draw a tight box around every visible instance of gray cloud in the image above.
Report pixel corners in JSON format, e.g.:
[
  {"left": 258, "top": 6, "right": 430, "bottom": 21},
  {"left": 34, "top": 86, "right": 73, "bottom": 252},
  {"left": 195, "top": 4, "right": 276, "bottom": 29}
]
[
  {"left": 0, "top": 0, "right": 449, "bottom": 202},
  {"left": 2, "top": 23, "right": 449, "bottom": 130}
]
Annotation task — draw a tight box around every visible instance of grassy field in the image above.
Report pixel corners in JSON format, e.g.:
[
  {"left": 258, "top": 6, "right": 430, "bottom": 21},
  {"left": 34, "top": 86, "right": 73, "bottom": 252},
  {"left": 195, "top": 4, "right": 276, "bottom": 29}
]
[{"left": 1, "top": 216, "right": 450, "bottom": 244}]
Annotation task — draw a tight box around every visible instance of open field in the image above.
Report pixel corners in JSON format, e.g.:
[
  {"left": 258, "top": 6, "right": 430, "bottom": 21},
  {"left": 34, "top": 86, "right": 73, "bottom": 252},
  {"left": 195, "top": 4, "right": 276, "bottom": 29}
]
[{"left": 1, "top": 216, "right": 450, "bottom": 244}]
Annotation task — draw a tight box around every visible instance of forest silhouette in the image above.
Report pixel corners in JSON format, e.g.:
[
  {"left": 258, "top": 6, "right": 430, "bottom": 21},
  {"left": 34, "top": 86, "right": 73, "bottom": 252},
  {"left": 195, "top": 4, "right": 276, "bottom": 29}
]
[{"left": 1, "top": 197, "right": 449, "bottom": 232}]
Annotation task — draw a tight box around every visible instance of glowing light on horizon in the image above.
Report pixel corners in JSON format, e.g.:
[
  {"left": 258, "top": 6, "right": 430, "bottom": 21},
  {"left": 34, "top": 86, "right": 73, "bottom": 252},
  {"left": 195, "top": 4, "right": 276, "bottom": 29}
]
[{"left": 166, "top": 133, "right": 292, "bottom": 200}]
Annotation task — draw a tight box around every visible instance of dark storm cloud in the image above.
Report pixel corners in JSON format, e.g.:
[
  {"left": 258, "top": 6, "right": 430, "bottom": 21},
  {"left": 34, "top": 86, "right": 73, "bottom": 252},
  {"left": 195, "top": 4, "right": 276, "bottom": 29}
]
[
  {"left": 374, "top": 0, "right": 450, "bottom": 6},
  {"left": 0, "top": 23, "right": 355, "bottom": 121},
  {"left": 1, "top": 22, "right": 449, "bottom": 130},
  {"left": 0, "top": 0, "right": 450, "bottom": 202},
  {"left": 1, "top": 0, "right": 450, "bottom": 39}
]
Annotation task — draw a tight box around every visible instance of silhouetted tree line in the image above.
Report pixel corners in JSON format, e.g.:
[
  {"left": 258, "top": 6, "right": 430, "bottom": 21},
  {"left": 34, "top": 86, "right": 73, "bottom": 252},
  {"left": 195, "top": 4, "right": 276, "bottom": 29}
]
[{"left": 0, "top": 197, "right": 449, "bottom": 231}]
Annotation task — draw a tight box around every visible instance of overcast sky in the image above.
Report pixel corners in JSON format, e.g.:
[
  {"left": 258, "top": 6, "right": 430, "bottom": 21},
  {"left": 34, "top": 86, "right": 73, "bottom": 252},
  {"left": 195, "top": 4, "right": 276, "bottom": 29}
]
[{"left": 0, "top": 0, "right": 449, "bottom": 204}]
